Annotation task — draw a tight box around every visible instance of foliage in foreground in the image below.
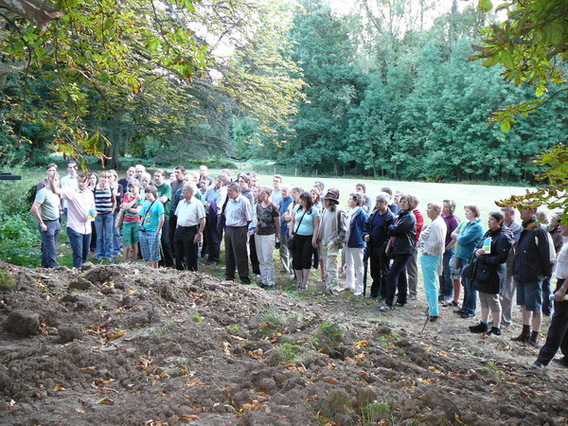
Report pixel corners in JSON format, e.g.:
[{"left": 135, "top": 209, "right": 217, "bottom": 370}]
[
  {"left": 0, "top": 178, "right": 41, "bottom": 267},
  {"left": 473, "top": 0, "right": 568, "bottom": 218}
]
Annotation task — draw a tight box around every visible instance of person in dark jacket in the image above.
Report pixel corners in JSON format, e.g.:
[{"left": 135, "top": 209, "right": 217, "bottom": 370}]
[
  {"left": 364, "top": 194, "right": 395, "bottom": 300},
  {"left": 511, "top": 205, "right": 553, "bottom": 347},
  {"left": 468, "top": 211, "right": 512, "bottom": 335},
  {"left": 379, "top": 194, "right": 417, "bottom": 311}
]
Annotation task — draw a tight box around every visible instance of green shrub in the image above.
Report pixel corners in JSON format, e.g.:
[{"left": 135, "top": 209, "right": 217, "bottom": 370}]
[
  {"left": 0, "top": 214, "right": 40, "bottom": 267},
  {"left": 0, "top": 268, "right": 16, "bottom": 290}
]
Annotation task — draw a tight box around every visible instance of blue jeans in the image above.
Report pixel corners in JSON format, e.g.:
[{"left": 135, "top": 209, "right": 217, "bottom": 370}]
[
  {"left": 461, "top": 277, "right": 477, "bottom": 315},
  {"left": 95, "top": 213, "right": 114, "bottom": 259},
  {"left": 439, "top": 247, "right": 454, "bottom": 299},
  {"left": 67, "top": 227, "right": 91, "bottom": 268},
  {"left": 39, "top": 219, "right": 61, "bottom": 268},
  {"left": 421, "top": 253, "right": 441, "bottom": 317},
  {"left": 542, "top": 277, "right": 552, "bottom": 316},
  {"left": 112, "top": 212, "right": 121, "bottom": 255}
]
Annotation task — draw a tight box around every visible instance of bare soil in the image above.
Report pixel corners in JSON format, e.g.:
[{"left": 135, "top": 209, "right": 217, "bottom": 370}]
[{"left": 1, "top": 260, "right": 567, "bottom": 425}]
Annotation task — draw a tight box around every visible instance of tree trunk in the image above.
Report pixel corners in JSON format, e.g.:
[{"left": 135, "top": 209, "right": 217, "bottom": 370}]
[{"left": 0, "top": 0, "right": 64, "bottom": 32}]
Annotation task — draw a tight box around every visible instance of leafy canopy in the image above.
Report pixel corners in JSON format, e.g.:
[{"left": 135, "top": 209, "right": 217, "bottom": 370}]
[
  {"left": 472, "top": 0, "right": 568, "bottom": 219},
  {"left": 0, "top": 0, "right": 211, "bottom": 163}
]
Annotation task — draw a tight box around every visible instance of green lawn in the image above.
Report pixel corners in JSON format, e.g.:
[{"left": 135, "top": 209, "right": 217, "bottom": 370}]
[{"left": 230, "top": 172, "right": 543, "bottom": 223}]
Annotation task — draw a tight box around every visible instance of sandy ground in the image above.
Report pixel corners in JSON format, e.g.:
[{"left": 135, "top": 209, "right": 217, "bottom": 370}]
[{"left": 1, "top": 260, "right": 567, "bottom": 425}]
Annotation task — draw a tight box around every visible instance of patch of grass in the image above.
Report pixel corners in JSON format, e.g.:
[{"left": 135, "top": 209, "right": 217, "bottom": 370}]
[
  {"left": 190, "top": 312, "right": 203, "bottom": 323},
  {"left": 153, "top": 319, "right": 175, "bottom": 336},
  {"left": 313, "top": 389, "right": 353, "bottom": 422},
  {"left": 263, "top": 309, "right": 286, "bottom": 329},
  {"left": 370, "top": 318, "right": 396, "bottom": 328},
  {"left": 0, "top": 268, "right": 16, "bottom": 290},
  {"left": 377, "top": 333, "right": 400, "bottom": 347},
  {"left": 362, "top": 401, "right": 392, "bottom": 424},
  {"left": 266, "top": 342, "right": 301, "bottom": 365},
  {"left": 315, "top": 321, "right": 344, "bottom": 357},
  {"left": 227, "top": 324, "right": 241, "bottom": 333},
  {"left": 480, "top": 361, "right": 503, "bottom": 382}
]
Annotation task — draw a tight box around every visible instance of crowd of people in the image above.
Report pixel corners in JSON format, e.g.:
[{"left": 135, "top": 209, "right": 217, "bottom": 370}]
[{"left": 30, "top": 161, "right": 568, "bottom": 371}]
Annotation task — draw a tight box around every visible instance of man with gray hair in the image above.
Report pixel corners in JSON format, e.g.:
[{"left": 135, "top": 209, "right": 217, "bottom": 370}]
[
  {"left": 363, "top": 193, "right": 394, "bottom": 299},
  {"left": 174, "top": 183, "right": 206, "bottom": 271},
  {"left": 223, "top": 182, "right": 253, "bottom": 284}
]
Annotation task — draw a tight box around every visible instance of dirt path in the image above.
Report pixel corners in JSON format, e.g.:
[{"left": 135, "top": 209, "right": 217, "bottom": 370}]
[{"left": 1, "top": 261, "right": 567, "bottom": 425}]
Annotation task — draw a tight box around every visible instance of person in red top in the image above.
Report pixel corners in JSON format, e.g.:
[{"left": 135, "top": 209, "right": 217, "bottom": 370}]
[
  {"left": 407, "top": 197, "right": 424, "bottom": 300},
  {"left": 120, "top": 180, "right": 143, "bottom": 263}
]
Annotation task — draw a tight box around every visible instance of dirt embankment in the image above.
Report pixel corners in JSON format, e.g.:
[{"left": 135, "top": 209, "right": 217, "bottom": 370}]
[{"left": 1, "top": 261, "right": 567, "bottom": 425}]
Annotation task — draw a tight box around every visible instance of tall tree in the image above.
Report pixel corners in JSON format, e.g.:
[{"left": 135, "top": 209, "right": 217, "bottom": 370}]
[{"left": 284, "top": 0, "right": 363, "bottom": 173}]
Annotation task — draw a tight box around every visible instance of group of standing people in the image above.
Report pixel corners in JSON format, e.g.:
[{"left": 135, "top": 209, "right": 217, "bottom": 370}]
[{"left": 30, "top": 163, "right": 568, "bottom": 369}]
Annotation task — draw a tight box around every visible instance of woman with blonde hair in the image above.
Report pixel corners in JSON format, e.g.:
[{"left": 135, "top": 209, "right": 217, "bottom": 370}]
[{"left": 344, "top": 192, "right": 369, "bottom": 296}]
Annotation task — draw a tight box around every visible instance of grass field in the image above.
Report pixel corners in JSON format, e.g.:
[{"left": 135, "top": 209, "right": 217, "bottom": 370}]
[
  {"left": 19, "top": 166, "right": 544, "bottom": 222},
  {"left": 233, "top": 173, "right": 543, "bottom": 222}
]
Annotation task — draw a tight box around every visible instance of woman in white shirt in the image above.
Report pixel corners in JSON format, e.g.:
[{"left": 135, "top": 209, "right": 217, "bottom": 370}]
[{"left": 419, "top": 202, "right": 447, "bottom": 321}]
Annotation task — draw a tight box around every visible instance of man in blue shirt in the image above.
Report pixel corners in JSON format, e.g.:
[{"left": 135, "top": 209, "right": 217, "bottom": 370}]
[{"left": 278, "top": 185, "right": 294, "bottom": 276}]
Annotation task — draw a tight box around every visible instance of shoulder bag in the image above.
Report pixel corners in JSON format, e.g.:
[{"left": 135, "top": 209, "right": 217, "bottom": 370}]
[{"left": 288, "top": 209, "right": 307, "bottom": 250}]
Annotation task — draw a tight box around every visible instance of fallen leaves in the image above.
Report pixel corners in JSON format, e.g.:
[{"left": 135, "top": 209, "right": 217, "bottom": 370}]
[
  {"left": 96, "top": 397, "right": 115, "bottom": 405},
  {"left": 53, "top": 384, "right": 67, "bottom": 391},
  {"left": 105, "top": 329, "right": 127, "bottom": 340},
  {"left": 322, "top": 377, "right": 338, "bottom": 385},
  {"left": 247, "top": 349, "right": 265, "bottom": 360}
]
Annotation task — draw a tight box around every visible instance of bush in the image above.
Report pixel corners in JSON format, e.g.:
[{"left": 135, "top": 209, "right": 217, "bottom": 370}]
[
  {"left": 0, "top": 268, "right": 16, "bottom": 290},
  {"left": 0, "top": 214, "right": 40, "bottom": 267}
]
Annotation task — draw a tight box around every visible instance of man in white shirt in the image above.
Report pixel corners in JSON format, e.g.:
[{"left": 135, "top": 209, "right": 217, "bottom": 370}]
[
  {"left": 272, "top": 175, "right": 283, "bottom": 207},
  {"left": 174, "top": 183, "right": 206, "bottom": 271},
  {"left": 50, "top": 172, "right": 96, "bottom": 268}
]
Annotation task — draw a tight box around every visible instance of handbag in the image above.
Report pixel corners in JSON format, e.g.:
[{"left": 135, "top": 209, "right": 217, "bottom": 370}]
[
  {"left": 288, "top": 209, "right": 308, "bottom": 250},
  {"left": 462, "top": 258, "right": 477, "bottom": 279},
  {"left": 115, "top": 209, "right": 125, "bottom": 228}
]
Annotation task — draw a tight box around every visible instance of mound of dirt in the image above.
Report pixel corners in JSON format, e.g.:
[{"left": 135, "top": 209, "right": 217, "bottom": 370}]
[{"left": 1, "top": 261, "right": 567, "bottom": 425}]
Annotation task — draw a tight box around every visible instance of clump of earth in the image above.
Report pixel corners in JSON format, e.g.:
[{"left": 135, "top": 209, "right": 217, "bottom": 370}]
[{"left": 1, "top": 260, "right": 567, "bottom": 425}]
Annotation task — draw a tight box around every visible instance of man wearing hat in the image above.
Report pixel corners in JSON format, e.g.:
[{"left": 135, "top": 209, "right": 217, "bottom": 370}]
[{"left": 317, "top": 188, "right": 346, "bottom": 295}]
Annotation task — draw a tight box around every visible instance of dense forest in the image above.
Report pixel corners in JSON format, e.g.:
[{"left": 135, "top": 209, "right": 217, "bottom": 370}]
[{"left": 0, "top": 0, "right": 566, "bottom": 183}]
